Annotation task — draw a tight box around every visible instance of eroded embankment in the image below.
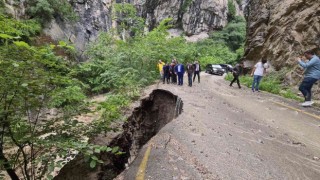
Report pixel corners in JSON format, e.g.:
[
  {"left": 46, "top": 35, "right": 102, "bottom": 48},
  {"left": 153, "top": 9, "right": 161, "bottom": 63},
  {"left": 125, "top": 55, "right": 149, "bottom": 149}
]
[{"left": 54, "top": 89, "right": 183, "bottom": 180}]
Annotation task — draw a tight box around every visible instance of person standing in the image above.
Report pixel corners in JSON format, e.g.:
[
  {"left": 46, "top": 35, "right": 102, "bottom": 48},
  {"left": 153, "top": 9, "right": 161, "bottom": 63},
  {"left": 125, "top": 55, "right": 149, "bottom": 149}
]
[
  {"left": 251, "top": 59, "right": 268, "bottom": 92},
  {"left": 157, "top": 60, "right": 165, "bottom": 79},
  {"left": 170, "top": 62, "right": 177, "bottom": 84},
  {"left": 186, "top": 62, "right": 195, "bottom": 87},
  {"left": 297, "top": 50, "right": 320, "bottom": 107},
  {"left": 230, "top": 62, "right": 244, "bottom": 89},
  {"left": 163, "top": 63, "right": 171, "bottom": 84},
  {"left": 175, "top": 61, "right": 185, "bottom": 86},
  {"left": 193, "top": 61, "right": 201, "bottom": 83}
]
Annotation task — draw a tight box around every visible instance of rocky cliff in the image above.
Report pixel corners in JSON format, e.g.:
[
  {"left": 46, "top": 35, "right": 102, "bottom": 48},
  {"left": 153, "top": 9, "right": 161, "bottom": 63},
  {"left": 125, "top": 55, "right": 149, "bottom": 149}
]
[
  {"left": 45, "top": 0, "right": 242, "bottom": 58},
  {"left": 44, "top": 0, "right": 113, "bottom": 58},
  {"left": 244, "top": 0, "right": 320, "bottom": 68},
  {"left": 133, "top": 0, "right": 243, "bottom": 35},
  {"left": 244, "top": 0, "right": 320, "bottom": 98},
  {"left": 5, "top": 0, "right": 243, "bottom": 58}
]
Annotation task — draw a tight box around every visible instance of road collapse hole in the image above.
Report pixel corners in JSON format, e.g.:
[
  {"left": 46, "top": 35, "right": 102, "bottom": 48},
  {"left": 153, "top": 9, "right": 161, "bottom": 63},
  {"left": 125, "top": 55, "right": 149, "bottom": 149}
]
[{"left": 55, "top": 89, "right": 183, "bottom": 180}]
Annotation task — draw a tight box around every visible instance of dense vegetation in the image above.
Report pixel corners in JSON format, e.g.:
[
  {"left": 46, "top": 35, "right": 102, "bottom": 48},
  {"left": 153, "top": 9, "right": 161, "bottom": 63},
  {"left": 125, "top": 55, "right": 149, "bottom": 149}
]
[
  {"left": 225, "top": 71, "right": 303, "bottom": 101},
  {"left": 228, "top": 0, "right": 237, "bottom": 22},
  {"left": 26, "top": 0, "right": 78, "bottom": 24},
  {"left": 76, "top": 15, "right": 246, "bottom": 94},
  {"left": 0, "top": 11, "right": 115, "bottom": 180},
  {"left": 0, "top": 1, "right": 246, "bottom": 179}
]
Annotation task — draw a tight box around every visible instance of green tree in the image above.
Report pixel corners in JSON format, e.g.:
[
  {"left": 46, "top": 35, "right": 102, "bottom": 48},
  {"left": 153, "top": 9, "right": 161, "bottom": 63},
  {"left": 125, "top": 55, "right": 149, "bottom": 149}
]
[
  {"left": 211, "top": 16, "right": 246, "bottom": 51},
  {"left": 0, "top": 0, "right": 5, "bottom": 14},
  {"left": 227, "top": 0, "right": 236, "bottom": 22},
  {"left": 113, "top": 3, "right": 145, "bottom": 41},
  {"left": 27, "top": 0, "right": 78, "bottom": 24},
  {"left": 0, "top": 14, "right": 115, "bottom": 180}
]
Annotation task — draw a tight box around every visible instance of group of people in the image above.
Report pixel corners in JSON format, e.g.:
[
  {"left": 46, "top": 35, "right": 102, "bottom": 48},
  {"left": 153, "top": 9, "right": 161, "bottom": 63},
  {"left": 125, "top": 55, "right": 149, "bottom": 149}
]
[
  {"left": 157, "top": 59, "right": 201, "bottom": 87},
  {"left": 229, "top": 50, "right": 320, "bottom": 107},
  {"left": 157, "top": 50, "right": 320, "bottom": 107}
]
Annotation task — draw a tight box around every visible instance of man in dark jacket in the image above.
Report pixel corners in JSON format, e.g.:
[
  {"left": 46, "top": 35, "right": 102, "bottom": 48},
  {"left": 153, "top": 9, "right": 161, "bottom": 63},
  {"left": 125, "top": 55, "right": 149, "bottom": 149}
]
[
  {"left": 175, "top": 62, "right": 185, "bottom": 86},
  {"left": 230, "top": 62, "right": 244, "bottom": 89},
  {"left": 193, "top": 61, "right": 201, "bottom": 83},
  {"left": 170, "top": 62, "right": 177, "bottom": 84},
  {"left": 186, "top": 62, "right": 195, "bottom": 87},
  {"left": 163, "top": 63, "right": 171, "bottom": 84}
]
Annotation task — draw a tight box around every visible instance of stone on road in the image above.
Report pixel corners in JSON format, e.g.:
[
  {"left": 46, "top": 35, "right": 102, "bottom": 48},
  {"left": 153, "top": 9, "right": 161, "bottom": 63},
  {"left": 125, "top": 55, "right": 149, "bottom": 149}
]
[{"left": 116, "top": 74, "right": 320, "bottom": 180}]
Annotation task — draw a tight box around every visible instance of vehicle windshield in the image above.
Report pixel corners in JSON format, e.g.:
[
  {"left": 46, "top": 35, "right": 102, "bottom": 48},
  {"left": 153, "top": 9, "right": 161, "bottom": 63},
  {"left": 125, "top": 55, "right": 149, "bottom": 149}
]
[{"left": 212, "top": 65, "right": 222, "bottom": 68}]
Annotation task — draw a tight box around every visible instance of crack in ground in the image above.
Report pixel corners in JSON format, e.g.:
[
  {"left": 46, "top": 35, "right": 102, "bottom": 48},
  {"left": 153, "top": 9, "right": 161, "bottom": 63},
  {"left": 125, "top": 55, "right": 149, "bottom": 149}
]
[{"left": 54, "top": 89, "right": 183, "bottom": 180}]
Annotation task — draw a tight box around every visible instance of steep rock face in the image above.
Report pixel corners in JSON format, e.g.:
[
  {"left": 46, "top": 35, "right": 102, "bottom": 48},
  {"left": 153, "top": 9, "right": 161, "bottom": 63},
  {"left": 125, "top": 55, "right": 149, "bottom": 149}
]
[
  {"left": 44, "top": 0, "right": 113, "bottom": 58},
  {"left": 134, "top": 0, "right": 242, "bottom": 35},
  {"left": 244, "top": 0, "right": 320, "bottom": 98},
  {"left": 182, "top": 0, "right": 227, "bottom": 35},
  {"left": 4, "top": 0, "right": 243, "bottom": 59},
  {"left": 244, "top": 0, "right": 320, "bottom": 68},
  {"left": 45, "top": 0, "right": 242, "bottom": 58}
]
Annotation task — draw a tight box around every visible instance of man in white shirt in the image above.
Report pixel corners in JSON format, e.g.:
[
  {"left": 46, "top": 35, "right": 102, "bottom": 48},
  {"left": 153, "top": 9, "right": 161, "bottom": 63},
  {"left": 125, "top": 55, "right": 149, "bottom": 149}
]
[{"left": 251, "top": 59, "right": 268, "bottom": 92}]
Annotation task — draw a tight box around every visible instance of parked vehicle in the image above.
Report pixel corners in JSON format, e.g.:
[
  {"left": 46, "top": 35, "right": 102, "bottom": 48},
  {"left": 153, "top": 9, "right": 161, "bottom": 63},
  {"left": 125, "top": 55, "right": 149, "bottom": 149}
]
[
  {"left": 219, "top": 64, "right": 233, "bottom": 73},
  {"left": 205, "top": 64, "right": 225, "bottom": 76}
]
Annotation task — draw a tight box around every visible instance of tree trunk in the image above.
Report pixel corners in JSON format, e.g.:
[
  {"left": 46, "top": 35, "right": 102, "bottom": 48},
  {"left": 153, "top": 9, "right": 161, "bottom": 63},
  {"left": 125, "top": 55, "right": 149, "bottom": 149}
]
[{"left": 0, "top": 151, "right": 19, "bottom": 180}]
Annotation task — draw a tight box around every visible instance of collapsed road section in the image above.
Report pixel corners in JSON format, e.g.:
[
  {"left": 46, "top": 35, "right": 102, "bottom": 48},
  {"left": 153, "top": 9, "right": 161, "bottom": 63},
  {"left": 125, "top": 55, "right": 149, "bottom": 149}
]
[{"left": 55, "top": 89, "right": 183, "bottom": 180}]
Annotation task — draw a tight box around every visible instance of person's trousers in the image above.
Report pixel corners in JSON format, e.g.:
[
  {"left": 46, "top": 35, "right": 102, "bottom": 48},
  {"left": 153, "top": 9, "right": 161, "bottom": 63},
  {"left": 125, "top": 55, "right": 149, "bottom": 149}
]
[
  {"left": 163, "top": 74, "right": 170, "bottom": 84},
  {"left": 252, "top": 75, "right": 263, "bottom": 91},
  {"left": 299, "top": 77, "right": 318, "bottom": 101},
  {"left": 188, "top": 73, "right": 193, "bottom": 86},
  {"left": 160, "top": 72, "right": 163, "bottom": 79},
  {"left": 178, "top": 73, "right": 184, "bottom": 85},
  {"left": 171, "top": 74, "right": 177, "bottom": 84},
  {"left": 193, "top": 71, "right": 200, "bottom": 83},
  {"left": 230, "top": 75, "right": 241, "bottom": 88}
]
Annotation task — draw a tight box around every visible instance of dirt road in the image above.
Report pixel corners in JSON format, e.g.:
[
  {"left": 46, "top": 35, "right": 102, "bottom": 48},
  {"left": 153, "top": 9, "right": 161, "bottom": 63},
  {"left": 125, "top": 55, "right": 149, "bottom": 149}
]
[{"left": 117, "top": 74, "right": 320, "bottom": 180}]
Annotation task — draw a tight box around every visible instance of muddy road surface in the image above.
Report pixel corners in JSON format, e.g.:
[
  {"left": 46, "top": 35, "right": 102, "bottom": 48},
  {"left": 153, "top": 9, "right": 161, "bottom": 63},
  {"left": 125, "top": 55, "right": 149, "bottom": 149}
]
[{"left": 117, "top": 74, "right": 320, "bottom": 180}]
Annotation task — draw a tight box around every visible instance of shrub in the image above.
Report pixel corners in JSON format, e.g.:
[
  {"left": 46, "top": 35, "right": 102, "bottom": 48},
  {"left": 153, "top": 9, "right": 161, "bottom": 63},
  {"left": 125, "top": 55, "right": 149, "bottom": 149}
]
[
  {"left": 27, "top": 0, "right": 78, "bottom": 24},
  {"left": 225, "top": 71, "right": 303, "bottom": 101},
  {"left": 227, "top": 0, "right": 237, "bottom": 22},
  {"left": 211, "top": 16, "right": 246, "bottom": 51}
]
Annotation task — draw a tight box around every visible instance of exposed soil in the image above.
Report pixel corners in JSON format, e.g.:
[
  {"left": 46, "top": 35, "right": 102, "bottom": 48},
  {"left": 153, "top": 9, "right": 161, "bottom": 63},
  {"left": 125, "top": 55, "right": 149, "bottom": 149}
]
[{"left": 54, "top": 89, "right": 183, "bottom": 180}]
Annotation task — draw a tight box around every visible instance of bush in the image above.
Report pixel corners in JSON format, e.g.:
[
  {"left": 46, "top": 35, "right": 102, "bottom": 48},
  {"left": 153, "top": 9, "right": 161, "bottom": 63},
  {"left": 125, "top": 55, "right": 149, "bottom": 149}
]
[
  {"left": 181, "top": 0, "right": 193, "bottom": 13},
  {"left": 225, "top": 71, "right": 303, "bottom": 101},
  {"left": 193, "top": 39, "right": 238, "bottom": 64},
  {"left": 227, "top": 0, "right": 237, "bottom": 22},
  {"left": 0, "top": 14, "right": 41, "bottom": 43},
  {"left": 0, "top": 12, "right": 109, "bottom": 179},
  {"left": 27, "top": 0, "right": 78, "bottom": 24},
  {"left": 0, "top": 0, "right": 5, "bottom": 14},
  {"left": 211, "top": 16, "right": 246, "bottom": 51}
]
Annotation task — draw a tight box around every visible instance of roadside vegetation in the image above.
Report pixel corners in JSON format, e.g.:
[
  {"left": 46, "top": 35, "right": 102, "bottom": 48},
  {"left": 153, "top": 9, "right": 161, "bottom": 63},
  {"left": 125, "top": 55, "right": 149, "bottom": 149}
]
[
  {"left": 225, "top": 70, "right": 304, "bottom": 101},
  {"left": 0, "top": 1, "right": 247, "bottom": 179}
]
